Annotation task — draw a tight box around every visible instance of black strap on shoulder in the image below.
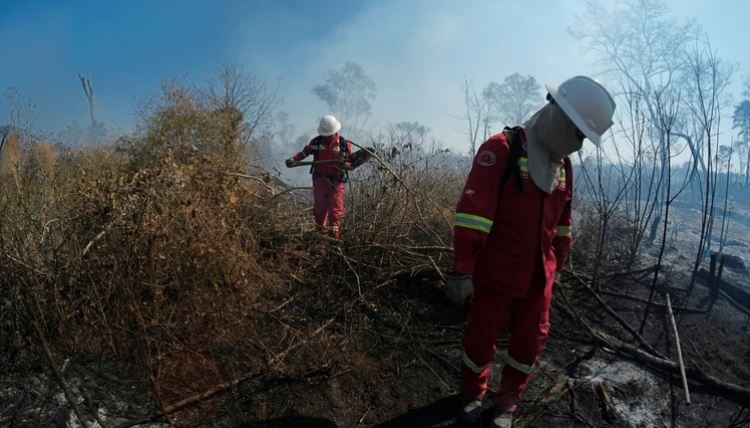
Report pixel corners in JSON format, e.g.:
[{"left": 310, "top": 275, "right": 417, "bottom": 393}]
[
  {"left": 309, "top": 136, "right": 322, "bottom": 175},
  {"left": 339, "top": 136, "right": 350, "bottom": 154},
  {"left": 500, "top": 126, "right": 524, "bottom": 193},
  {"left": 339, "top": 136, "right": 350, "bottom": 183}
]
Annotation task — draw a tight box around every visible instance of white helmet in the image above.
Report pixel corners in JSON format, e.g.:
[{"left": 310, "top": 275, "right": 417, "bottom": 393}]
[
  {"left": 318, "top": 114, "right": 341, "bottom": 137},
  {"left": 546, "top": 76, "right": 616, "bottom": 146}
]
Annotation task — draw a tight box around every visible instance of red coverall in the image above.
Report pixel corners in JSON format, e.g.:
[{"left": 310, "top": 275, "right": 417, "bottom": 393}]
[
  {"left": 453, "top": 130, "right": 573, "bottom": 412},
  {"left": 292, "top": 135, "right": 353, "bottom": 238}
]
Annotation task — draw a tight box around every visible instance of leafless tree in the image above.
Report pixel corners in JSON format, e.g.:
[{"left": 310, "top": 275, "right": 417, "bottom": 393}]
[
  {"left": 5, "top": 88, "right": 36, "bottom": 136},
  {"left": 639, "top": 89, "right": 690, "bottom": 332},
  {"left": 204, "top": 65, "right": 279, "bottom": 140},
  {"left": 78, "top": 73, "right": 96, "bottom": 127},
  {"left": 576, "top": 139, "right": 633, "bottom": 288},
  {"left": 572, "top": 0, "right": 699, "bottom": 263},
  {"left": 463, "top": 79, "right": 490, "bottom": 156},
  {"left": 312, "top": 61, "right": 376, "bottom": 136},
  {"left": 681, "top": 37, "right": 734, "bottom": 296},
  {"left": 482, "top": 73, "right": 543, "bottom": 126},
  {"left": 732, "top": 99, "right": 750, "bottom": 185}
]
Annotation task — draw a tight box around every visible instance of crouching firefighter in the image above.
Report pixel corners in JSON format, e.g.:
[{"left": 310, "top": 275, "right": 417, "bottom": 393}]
[
  {"left": 286, "top": 115, "right": 353, "bottom": 239},
  {"left": 446, "top": 76, "right": 616, "bottom": 427}
]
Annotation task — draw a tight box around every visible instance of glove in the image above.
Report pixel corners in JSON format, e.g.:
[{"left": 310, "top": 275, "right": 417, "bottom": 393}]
[
  {"left": 285, "top": 158, "right": 297, "bottom": 168},
  {"left": 445, "top": 272, "right": 473, "bottom": 310}
]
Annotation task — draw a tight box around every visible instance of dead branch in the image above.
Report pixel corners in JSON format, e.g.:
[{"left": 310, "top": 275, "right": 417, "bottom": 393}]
[
  {"left": 270, "top": 186, "right": 313, "bottom": 199},
  {"left": 82, "top": 230, "right": 106, "bottom": 256},
  {"left": 162, "top": 371, "right": 258, "bottom": 415},
  {"left": 24, "top": 292, "right": 97, "bottom": 428},
  {"left": 349, "top": 243, "right": 453, "bottom": 253},
  {"left": 224, "top": 171, "right": 276, "bottom": 192},
  {"left": 267, "top": 317, "right": 335, "bottom": 367},
  {"left": 594, "top": 289, "right": 706, "bottom": 314},
  {"left": 602, "top": 264, "right": 658, "bottom": 280},
  {"left": 347, "top": 140, "right": 452, "bottom": 228},
  {"left": 566, "top": 271, "right": 666, "bottom": 358},
  {"left": 557, "top": 287, "right": 750, "bottom": 403},
  {"left": 665, "top": 292, "right": 690, "bottom": 403}
]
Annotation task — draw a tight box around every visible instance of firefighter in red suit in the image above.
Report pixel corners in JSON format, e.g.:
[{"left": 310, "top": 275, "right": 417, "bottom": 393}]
[
  {"left": 447, "top": 76, "right": 616, "bottom": 427},
  {"left": 286, "top": 115, "right": 352, "bottom": 239}
]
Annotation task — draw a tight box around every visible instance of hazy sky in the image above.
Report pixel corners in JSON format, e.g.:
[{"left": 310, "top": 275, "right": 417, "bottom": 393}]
[{"left": 1, "top": 0, "right": 749, "bottom": 152}]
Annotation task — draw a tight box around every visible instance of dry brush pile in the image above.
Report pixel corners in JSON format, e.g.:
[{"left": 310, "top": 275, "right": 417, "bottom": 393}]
[{"left": 0, "top": 86, "right": 468, "bottom": 424}]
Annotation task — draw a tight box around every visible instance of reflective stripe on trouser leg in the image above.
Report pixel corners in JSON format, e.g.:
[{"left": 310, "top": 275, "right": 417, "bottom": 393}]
[
  {"left": 497, "top": 282, "right": 553, "bottom": 412},
  {"left": 462, "top": 350, "right": 489, "bottom": 374},
  {"left": 503, "top": 354, "right": 534, "bottom": 374},
  {"left": 312, "top": 177, "right": 330, "bottom": 229},
  {"left": 328, "top": 181, "right": 345, "bottom": 238},
  {"left": 461, "top": 285, "right": 514, "bottom": 400}
]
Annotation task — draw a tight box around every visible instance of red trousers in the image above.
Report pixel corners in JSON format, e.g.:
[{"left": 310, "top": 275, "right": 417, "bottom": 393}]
[
  {"left": 313, "top": 176, "right": 345, "bottom": 238},
  {"left": 461, "top": 282, "right": 552, "bottom": 412}
]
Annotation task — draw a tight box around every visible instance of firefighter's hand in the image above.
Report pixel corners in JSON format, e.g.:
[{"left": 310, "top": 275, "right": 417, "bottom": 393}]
[
  {"left": 285, "top": 158, "right": 297, "bottom": 168},
  {"left": 445, "top": 272, "right": 473, "bottom": 310},
  {"left": 332, "top": 159, "right": 349, "bottom": 172}
]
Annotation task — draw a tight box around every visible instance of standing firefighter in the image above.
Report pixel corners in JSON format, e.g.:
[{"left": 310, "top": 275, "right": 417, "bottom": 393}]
[
  {"left": 447, "top": 76, "right": 616, "bottom": 427},
  {"left": 286, "top": 115, "right": 353, "bottom": 239}
]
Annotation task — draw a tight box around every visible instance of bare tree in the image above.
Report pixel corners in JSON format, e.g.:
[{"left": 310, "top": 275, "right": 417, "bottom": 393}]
[
  {"left": 576, "top": 141, "right": 633, "bottom": 288},
  {"left": 5, "top": 88, "right": 36, "bottom": 136},
  {"left": 573, "top": 0, "right": 700, "bottom": 263},
  {"left": 204, "top": 65, "right": 279, "bottom": 140},
  {"left": 482, "top": 73, "right": 542, "bottom": 125},
  {"left": 618, "top": 87, "right": 665, "bottom": 264},
  {"left": 78, "top": 73, "right": 96, "bottom": 127},
  {"left": 732, "top": 100, "right": 750, "bottom": 185},
  {"left": 312, "top": 61, "right": 376, "bottom": 134},
  {"left": 463, "top": 79, "right": 490, "bottom": 156},
  {"left": 640, "top": 89, "right": 688, "bottom": 332},
  {"left": 680, "top": 36, "right": 734, "bottom": 297}
]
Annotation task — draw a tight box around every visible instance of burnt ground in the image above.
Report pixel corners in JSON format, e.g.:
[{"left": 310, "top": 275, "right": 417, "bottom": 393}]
[
  {"left": 198, "top": 261, "right": 750, "bottom": 428},
  {"left": 2, "top": 244, "right": 748, "bottom": 428}
]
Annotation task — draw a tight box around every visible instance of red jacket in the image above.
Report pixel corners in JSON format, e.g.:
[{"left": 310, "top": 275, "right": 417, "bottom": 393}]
[
  {"left": 453, "top": 130, "right": 573, "bottom": 298},
  {"left": 292, "top": 135, "right": 353, "bottom": 178}
]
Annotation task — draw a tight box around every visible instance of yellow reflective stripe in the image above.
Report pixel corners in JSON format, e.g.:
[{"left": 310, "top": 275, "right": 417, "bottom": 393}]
[
  {"left": 556, "top": 225, "right": 572, "bottom": 237},
  {"left": 518, "top": 156, "right": 528, "bottom": 173},
  {"left": 504, "top": 354, "right": 534, "bottom": 374},
  {"left": 462, "top": 351, "right": 488, "bottom": 374},
  {"left": 558, "top": 167, "right": 566, "bottom": 182},
  {"left": 454, "top": 213, "right": 493, "bottom": 234},
  {"left": 330, "top": 225, "right": 340, "bottom": 231}
]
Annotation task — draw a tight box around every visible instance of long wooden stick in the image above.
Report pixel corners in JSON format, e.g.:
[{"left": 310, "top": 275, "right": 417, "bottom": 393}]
[
  {"left": 287, "top": 159, "right": 345, "bottom": 167},
  {"left": 24, "top": 294, "right": 95, "bottom": 428},
  {"left": 665, "top": 292, "right": 691, "bottom": 404}
]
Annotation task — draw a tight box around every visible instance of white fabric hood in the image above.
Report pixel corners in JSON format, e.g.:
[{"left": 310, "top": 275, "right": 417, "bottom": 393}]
[{"left": 522, "top": 103, "right": 582, "bottom": 193}]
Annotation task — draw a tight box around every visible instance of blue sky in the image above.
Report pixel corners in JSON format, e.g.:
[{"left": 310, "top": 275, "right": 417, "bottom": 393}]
[{"left": 1, "top": 0, "right": 749, "bottom": 151}]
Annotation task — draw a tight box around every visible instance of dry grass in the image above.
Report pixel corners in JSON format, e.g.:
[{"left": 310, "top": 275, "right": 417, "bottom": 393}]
[{"left": 0, "top": 85, "right": 468, "bottom": 421}]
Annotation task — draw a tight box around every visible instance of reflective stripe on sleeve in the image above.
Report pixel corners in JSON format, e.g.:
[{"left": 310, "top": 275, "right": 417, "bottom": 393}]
[
  {"left": 556, "top": 225, "right": 572, "bottom": 237},
  {"left": 454, "top": 213, "right": 494, "bottom": 234}
]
